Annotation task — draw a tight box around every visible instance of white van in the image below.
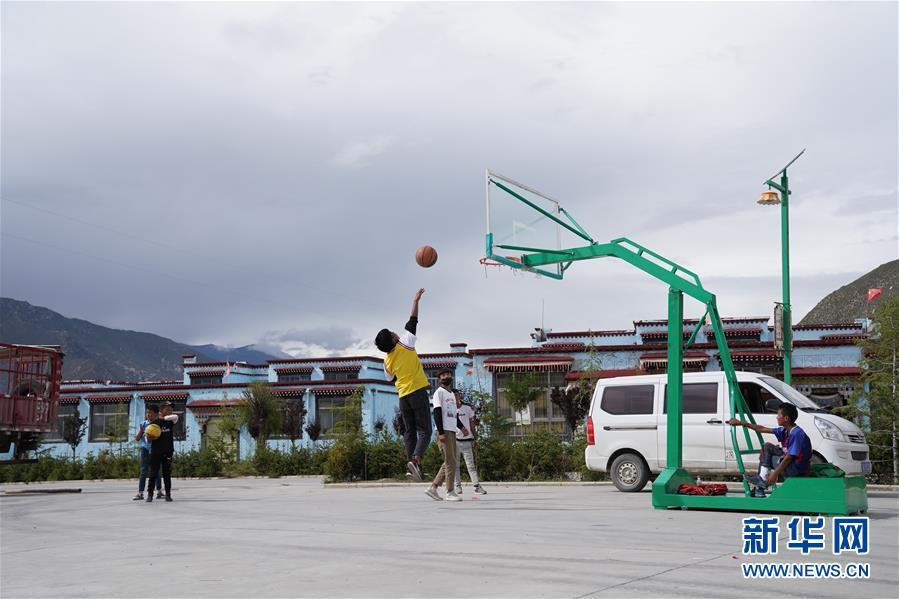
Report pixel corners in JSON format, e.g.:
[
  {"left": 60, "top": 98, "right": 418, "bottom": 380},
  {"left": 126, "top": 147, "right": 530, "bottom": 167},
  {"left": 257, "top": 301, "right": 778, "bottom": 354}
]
[{"left": 584, "top": 371, "right": 871, "bottom": 492}]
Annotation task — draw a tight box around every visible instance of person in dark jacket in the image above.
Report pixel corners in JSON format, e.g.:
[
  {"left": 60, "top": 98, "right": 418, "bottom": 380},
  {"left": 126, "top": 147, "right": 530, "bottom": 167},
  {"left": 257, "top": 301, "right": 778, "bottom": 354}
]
[{"left": 146, "top": 402, "right": 179, "bottom": 503}]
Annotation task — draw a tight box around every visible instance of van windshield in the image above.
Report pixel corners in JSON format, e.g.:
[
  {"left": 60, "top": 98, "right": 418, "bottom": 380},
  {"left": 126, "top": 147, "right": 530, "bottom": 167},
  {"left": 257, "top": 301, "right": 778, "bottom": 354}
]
[{"left": 759, "top": 377, "right": 825, "bottom": 411}]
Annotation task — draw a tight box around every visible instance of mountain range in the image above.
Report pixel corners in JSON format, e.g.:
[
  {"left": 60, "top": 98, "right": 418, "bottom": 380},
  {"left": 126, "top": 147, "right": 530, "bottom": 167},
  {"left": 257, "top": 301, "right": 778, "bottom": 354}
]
[{"left": 0, "top": 298, "right": 286, "bottom": 382}]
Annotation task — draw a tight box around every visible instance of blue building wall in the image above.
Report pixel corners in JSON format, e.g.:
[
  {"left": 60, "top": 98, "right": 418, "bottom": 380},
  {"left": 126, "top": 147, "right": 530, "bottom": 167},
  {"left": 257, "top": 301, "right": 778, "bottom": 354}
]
[{"left": 8, "top": 318, "right": 866, "bottom": 460}]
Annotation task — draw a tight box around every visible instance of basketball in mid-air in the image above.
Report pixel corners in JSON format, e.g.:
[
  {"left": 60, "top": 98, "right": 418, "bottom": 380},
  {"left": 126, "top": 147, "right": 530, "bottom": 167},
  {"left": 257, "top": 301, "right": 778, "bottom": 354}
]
[
  {"left": 144, "top": 423, "right": 162, "bottom": 441},
  {"left": 415, "top": 245, "right": 438, "bottom": 268}
]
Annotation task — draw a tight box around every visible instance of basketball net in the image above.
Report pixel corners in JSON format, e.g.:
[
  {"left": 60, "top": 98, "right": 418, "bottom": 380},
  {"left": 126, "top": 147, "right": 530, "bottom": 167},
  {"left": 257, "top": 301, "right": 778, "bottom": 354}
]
[{"left": 479, "top": 256, "right": 541, "bottom": 279}]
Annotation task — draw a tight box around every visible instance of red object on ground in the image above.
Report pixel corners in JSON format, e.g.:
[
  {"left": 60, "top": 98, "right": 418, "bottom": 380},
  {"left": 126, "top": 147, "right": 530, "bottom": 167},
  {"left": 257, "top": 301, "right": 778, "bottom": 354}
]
[{"left": 677, "top": 483, "right": 728, "bottom": 496}]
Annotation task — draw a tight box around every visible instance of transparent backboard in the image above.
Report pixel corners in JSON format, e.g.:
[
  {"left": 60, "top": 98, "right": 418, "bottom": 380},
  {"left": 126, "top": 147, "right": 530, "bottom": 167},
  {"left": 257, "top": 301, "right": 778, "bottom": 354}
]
[{"left": 486, "top": 170, "right": 564, "bottom": 278}]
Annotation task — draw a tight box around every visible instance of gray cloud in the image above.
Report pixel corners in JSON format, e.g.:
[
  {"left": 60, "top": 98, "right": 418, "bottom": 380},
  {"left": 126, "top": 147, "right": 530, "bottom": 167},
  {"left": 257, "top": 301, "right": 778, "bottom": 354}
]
[{"left": 1, "top": 2, "right": 895, "bottom": 357}]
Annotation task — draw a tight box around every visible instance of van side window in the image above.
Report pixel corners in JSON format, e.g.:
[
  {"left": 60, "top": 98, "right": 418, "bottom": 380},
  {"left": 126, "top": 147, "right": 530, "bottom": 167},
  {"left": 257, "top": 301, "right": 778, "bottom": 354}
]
[
  {"left": 663, "top": 383, "right": 718, "bottom": 414},
  {"left": 737, "top": 382, "right": 780, "bottom": 414},
  {"left": 600, "top": 385, "right": 654, "bottom": 415}
]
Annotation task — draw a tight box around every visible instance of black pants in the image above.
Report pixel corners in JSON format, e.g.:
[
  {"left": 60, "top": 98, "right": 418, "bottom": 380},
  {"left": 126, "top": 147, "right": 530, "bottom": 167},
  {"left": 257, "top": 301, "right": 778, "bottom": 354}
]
[
  {"left": 399, "top": 387, "right": 432, "bottom": 461},
  {"left": 147, "top": 452, "right": 173, "bottom": 496}
]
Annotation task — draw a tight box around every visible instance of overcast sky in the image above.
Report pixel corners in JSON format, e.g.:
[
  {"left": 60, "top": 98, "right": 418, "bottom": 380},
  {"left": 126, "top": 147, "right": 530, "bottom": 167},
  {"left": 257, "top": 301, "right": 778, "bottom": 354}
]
[{"left": 2, "top": 2, "right": 896, "bottom": 357}]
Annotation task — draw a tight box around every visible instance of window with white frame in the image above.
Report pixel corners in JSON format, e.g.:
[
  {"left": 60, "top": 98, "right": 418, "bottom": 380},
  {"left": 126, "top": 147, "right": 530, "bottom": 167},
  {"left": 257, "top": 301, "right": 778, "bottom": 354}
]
[
  {"left": 317, "top": 395, "right": 349, "bottom": 436},
  {"left": 89, "top": 402, "right": 130, "bottom": 442}
]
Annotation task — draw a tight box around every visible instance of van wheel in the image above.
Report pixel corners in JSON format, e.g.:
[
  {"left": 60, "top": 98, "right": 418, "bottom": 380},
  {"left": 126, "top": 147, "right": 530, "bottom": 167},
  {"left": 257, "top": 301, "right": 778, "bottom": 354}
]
[
  {"left": 610, "top": 453, "right": 649, "bottom": 492},
  {"left": 811, "top": 453, "right": 827, "bottom": 465}
]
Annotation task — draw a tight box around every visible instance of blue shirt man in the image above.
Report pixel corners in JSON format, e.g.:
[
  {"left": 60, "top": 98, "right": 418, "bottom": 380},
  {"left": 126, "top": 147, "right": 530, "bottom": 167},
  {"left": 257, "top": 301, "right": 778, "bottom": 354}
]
[
  {"left": 133, "top": 406, "right": 161, "bottom": 500},
  {"left": 728, "top": 402, "right": 811, "bottom": 496}
]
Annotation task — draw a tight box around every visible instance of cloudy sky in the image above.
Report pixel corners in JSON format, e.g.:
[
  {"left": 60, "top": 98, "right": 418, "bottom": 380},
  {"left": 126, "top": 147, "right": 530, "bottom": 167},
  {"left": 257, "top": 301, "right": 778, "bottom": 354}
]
[{"left": 2, "top": 2, "right": 896, "bottom": 357}]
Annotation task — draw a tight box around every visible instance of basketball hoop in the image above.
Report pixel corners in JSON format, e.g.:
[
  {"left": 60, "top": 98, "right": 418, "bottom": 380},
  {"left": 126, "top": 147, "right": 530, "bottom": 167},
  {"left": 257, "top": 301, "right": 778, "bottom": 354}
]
[
  {"left": 480, "top": 256, "right": 519, "bottom": 279},
  {"left": 479, "top": 256, "right": 519, "bottom": 268}
]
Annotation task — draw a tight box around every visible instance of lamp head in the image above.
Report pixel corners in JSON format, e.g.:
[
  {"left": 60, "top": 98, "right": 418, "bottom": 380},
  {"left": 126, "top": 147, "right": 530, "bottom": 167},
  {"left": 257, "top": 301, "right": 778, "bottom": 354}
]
[{"left": 757, "top": 190, "right": 781, "bottom": 205}]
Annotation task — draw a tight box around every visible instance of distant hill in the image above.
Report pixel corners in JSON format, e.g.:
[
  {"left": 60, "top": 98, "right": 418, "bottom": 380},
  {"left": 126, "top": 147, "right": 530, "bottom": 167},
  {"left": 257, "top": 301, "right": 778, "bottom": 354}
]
[
  {"left": 799, "top": 259, "right": 899, "bottom": 325},
  {"left": 0, "top": 298, "right": 284, "bottom": 382}
]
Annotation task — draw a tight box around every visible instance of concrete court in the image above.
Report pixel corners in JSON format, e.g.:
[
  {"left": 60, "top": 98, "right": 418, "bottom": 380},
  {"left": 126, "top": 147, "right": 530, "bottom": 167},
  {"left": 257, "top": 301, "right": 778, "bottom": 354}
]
[{"left": 1, "top": 477, "right": 896, "bottom": 598}]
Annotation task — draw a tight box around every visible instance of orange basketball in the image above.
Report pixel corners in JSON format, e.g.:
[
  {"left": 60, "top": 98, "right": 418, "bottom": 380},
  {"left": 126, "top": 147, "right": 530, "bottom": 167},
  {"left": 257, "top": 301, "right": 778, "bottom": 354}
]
[{"left": 415, "top": 246, "right": 438, "bottom": 268}]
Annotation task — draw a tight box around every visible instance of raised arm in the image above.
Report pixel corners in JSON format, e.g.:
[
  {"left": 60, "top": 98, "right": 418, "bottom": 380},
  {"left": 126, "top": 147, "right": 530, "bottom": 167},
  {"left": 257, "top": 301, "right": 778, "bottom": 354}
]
[
  {"left": 410, "top": 288, "right": 424, "bottom": 320},
  {"left": 726, "top": 418, "right": 773, "bottom": 435}
]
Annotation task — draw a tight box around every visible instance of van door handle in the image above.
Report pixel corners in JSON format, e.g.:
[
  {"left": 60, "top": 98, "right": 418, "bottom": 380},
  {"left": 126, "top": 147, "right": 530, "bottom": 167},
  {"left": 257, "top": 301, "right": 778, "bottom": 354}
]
[{"left": 707, "top": 418, "right": 723, "bottom": 425}]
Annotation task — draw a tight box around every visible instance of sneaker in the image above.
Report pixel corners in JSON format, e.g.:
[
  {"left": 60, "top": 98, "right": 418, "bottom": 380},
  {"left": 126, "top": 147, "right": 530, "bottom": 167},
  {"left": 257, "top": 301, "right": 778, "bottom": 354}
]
[
  {"left": 743, "top": 473, "right": 768, "bottom": 490},
  {"left": 132, "top": 494, "right": 144, "bottom": 501},
  {"left": 164, "top": 495, "right": 173, "bottom": 502},
  {"left": 445, "top": 492, "right": 462, "bottom": 502},
  {"left": 145, "top": 495, "right": 153, "bottom": 503},
  {"left": 425, "top": 486, "right": 442, "bottom": 501},
  {"left": 474, "top": 485, "right": 487, "bottom": 495},
  {"left": 407, "top": 461, "right": 422, "bottom": 482},
  {"left": 454, "top": 486, "right": 463, "bottom": 495},
  {"left": 751, "top": 487, "right": 767, "bottom": 498},
  {"left": 156, "top": 492, "right": 164, "bottom": 499}
]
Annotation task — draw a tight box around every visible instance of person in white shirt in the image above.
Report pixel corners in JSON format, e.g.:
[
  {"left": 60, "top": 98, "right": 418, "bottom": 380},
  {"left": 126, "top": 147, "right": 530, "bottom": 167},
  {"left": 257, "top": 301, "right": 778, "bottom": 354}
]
[
  {"left": 425, "top": 371, "right": 461, "bottom": 501},
  {"left": 453, "top": 390, "right": 486, "bottom": 496}
]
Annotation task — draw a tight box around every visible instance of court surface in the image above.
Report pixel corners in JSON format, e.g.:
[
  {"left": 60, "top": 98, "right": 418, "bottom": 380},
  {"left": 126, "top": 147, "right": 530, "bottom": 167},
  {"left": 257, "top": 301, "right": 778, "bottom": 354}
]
[{"left": 2, "top": 478, "right": 897, "bottom": 598}]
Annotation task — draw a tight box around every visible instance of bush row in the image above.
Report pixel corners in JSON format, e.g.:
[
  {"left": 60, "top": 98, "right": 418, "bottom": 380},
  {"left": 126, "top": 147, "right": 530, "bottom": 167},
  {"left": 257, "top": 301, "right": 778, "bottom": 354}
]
[{"left": 1, "top": 433, "right": 604, "bottom": 484}]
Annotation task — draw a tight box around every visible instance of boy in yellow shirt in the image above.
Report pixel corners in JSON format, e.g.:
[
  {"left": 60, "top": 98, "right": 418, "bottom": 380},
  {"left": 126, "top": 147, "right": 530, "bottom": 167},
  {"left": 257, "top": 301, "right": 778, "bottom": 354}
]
[{"left": 375, "top": 288, "right": 431, "bottom": 481}]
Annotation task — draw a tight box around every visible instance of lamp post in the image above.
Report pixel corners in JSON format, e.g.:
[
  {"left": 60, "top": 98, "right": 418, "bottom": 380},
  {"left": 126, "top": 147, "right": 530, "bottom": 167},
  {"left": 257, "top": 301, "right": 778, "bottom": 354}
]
[{"left": 757, "top": 149, "right": 805, "bottom": 385}]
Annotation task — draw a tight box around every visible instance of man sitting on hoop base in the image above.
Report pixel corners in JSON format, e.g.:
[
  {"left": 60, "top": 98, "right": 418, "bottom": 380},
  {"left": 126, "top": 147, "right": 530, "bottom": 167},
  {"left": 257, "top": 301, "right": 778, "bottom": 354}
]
[{"left": 375, "top": 288, "right": 431, "bottom": 481}]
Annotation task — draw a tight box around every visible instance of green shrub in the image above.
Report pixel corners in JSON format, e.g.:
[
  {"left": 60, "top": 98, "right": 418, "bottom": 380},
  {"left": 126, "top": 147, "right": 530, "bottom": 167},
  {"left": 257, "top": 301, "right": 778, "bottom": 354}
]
[
  {"left": 173, "top": 449, "right": 224, "bottom": 478},
  {"left": 324, "top": 437, "right": 366, "bottom": 481},
  {"left": 476, "top": 436, "right": 513, "bottom": 481},
  {"left": 567, "top": 432, "right": 607, "bottom": 481},
  {"left": 364, "top": 437, "right": 406, "bottom": 480}
]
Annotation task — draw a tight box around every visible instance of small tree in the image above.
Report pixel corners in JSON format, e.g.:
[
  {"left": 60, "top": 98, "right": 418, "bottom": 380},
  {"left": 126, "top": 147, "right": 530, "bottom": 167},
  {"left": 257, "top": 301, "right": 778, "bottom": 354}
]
[
  {"left": 305, "top": 418, "right": 322, "bottom": 443},
  {"left": 281, "top": 398, "right": 307, "bottom": 449},
  {"left": 505, "top": 372, "right": 546, "bottom": 425},
  {"left": 552, "top": 345, "right": 601, "bottom": 439},
  {"left": 847, "top": 297, "right": 899, "bottom": 484},
  {"left": 239, "top": 381, "right": 283, "bottom": 453},
  {"left": 330, "top": 390, "right": 364, "bottom": 440},
  {"left": 62, "top": 412, "right": 88, "bottom": 462},
  {"left": 462, "top": 387, "right": 511, "bottom": 439}
]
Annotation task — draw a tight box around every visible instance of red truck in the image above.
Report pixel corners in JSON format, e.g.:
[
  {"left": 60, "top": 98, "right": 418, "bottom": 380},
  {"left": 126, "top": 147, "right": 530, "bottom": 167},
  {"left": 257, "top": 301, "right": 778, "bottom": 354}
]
[{"left": 0, "top": 343, "right": 64, "bottom": 460}]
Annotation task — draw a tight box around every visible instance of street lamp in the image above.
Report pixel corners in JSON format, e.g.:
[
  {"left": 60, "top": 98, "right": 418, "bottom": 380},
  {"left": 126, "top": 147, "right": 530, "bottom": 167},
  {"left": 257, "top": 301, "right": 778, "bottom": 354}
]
[{"left": 757, "top": 148, "right": 805, "bottom": 385}]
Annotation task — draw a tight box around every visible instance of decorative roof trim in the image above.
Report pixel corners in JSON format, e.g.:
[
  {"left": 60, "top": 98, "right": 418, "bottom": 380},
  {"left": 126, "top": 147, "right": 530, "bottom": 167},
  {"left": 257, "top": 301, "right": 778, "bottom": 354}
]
[
  {"left": 565, "top": 369, "right": 642, "bottom": 381},
  {"left": 421, "top": 361, "right": 459, "bottom": 370},
  {"left": 782, "top": 367, "right": 863, "bottom": 377},
  {"left": 320, "top": 365, "right": 361, "bottom": 373},
  {"left": 84, "top": 394, "right": 133, "bottom": 403},
  {"left": 141, "top": 392, "right": 190, "bottom": 401},
  {"left": 272, "top": 366, "right": 314, "bottom": 374}
]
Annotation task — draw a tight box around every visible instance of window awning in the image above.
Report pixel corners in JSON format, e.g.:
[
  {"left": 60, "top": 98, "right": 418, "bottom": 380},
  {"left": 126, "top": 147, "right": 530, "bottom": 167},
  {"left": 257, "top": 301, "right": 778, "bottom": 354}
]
[
  {"left": 421, "top": 360, "right": 458, "bottom": 370},
  {"left": 59, "top": 396, "right": 80, "bottom": 405},
  {"left": 484, "top": 356, "right": 573, "bottom": 373},
  {"left": 141, "top": 392, "right": 189, "bottom": 401},
  {"left": 781, "top": 367, "right": 862, "bottom": 377},
  {"left": 705, "top": 327, "right": 762, "bottom": 338},
  {"left": 187, "top": 368, "right": 225, "bottom": 377},
  {"left": 84, "top": 394, "right": 132, "bottom": 404},
  {"left": 639, "top": 351, "right": 708, "bottom": 369},
  {"left": 565, "top": 368, "right": 642, "bottom": 381},
  {"left": 273, "top": 366, "right": 314, "bottom": 374},
  {"left": 186, "top": 399, "right": 242, "bottom": 409},
  {"left": 273, "top": 388, "right": 307, "bottom": 398},
  {"left": 311, "top": 386, "right": 362, "bottom": 397},
  {"left": 320, "top": 365, "right": 360, "bottom": 373},
  {"left": 725, "top": 350, "right": 778, "bottom": 363}
]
